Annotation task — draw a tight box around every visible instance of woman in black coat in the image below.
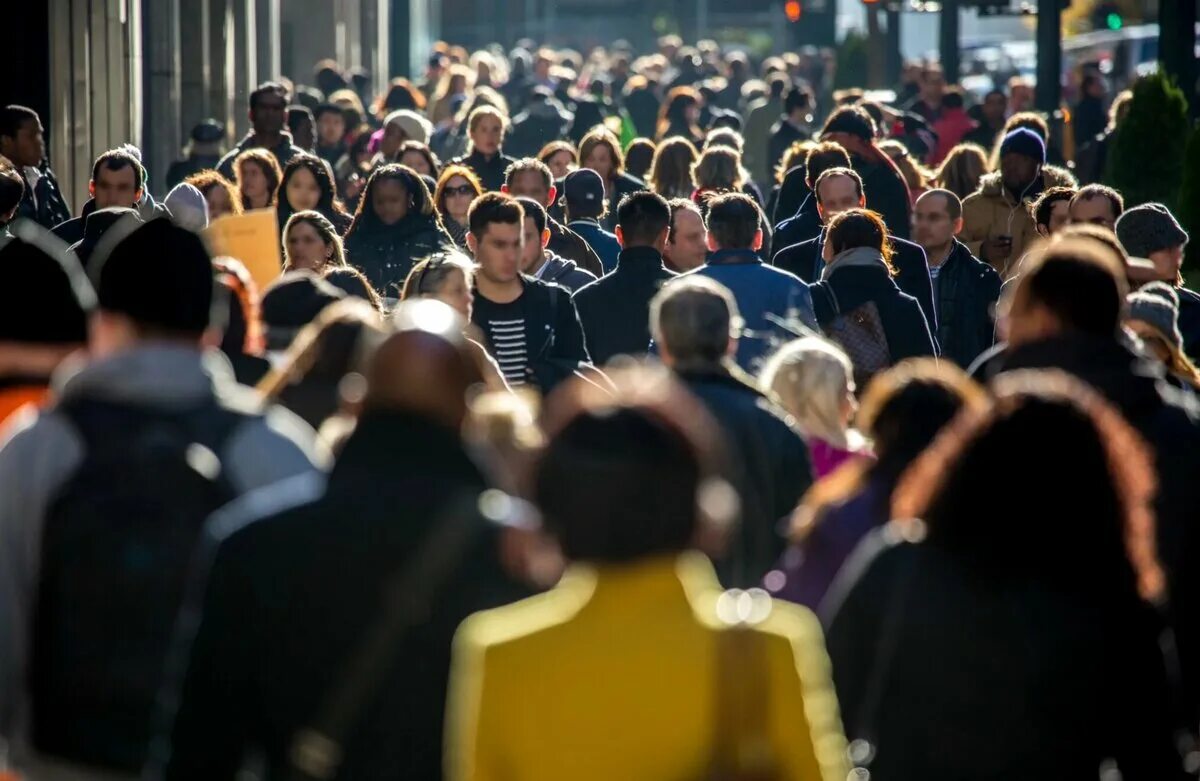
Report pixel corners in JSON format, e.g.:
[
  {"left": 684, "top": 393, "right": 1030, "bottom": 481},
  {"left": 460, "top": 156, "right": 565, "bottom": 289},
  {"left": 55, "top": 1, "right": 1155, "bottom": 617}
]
[
  {"left": 823, "top": 376, "right": 1186, "bottom": 781},
  {"left": 807, "top": 209, "right": 935, "bottom": 386},
  {"left": 277, "top": 154, "right": 354, "bottom": 236},
  {"left": 343, "top": 164, "right": 453, "bottom": 300}
]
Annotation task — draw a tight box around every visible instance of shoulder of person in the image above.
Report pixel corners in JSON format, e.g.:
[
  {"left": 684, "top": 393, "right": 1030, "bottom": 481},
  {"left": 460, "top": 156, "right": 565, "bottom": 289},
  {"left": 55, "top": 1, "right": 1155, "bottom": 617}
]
[
  {"left": 820, "top": 522, "right": 924, "bottom": 624},
  {"left": 0, "top": 404, "right": 84, "bottom": 497},
  {"left": 454, "top": 572, "right": 593, "bottom": 655}
]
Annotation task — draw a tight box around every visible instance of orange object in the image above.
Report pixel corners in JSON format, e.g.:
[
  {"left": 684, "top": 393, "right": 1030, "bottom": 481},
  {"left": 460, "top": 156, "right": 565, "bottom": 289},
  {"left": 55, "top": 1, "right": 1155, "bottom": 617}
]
[{"left": 785, "top": 0, "right": 803, "bottom": 21}]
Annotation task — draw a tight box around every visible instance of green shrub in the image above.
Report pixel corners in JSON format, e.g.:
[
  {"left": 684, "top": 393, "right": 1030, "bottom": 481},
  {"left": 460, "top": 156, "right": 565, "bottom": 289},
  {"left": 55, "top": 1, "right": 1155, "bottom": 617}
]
[
  {"left": 1104, "top": 71, "right": 1190, "bottom": 211},
  {"left": 834, "top": 31, "right": 868, "bottom": 90}
]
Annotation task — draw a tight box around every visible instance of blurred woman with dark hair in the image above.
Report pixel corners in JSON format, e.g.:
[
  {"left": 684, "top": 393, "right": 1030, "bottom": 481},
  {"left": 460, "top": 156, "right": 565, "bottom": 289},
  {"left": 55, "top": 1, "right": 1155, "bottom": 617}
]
[
  {"left": 649, "top": 136, "right": 699, "bottom": 200},
  {"left": 277, "top": 154, "right": 352, "bottom": 235},
  {"left": 824, "top": 372, "right": 1184, "bottom": 781},
  {"left": 538, "top": 140, "right": 578, "bottom": 180},
  {"left": 655, "top": 86, "right": 704, "bottom": 145}
]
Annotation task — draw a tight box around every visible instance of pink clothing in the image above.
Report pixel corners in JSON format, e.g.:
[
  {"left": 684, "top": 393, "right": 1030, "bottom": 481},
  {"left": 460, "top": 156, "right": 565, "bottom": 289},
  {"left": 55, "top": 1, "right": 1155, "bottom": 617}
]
[
  {"left": 930, "top": 108, "right": 978, "bottom": 166},
  {"left": 809, "top": 437, "right": 871, "bottom": 480}
]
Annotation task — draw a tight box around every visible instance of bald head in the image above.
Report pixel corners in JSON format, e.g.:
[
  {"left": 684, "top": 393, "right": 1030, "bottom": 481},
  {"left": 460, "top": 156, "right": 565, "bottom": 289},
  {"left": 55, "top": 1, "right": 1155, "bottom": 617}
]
[{"left": 364, "top": 299, "right": 484, "bottom": 427}]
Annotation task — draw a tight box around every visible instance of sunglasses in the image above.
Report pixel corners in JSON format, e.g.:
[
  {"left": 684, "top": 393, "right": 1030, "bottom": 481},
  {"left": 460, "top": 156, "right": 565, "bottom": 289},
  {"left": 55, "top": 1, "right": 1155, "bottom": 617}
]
[{"left": 445, "top": 184, "right": 476, "bottom": 197}]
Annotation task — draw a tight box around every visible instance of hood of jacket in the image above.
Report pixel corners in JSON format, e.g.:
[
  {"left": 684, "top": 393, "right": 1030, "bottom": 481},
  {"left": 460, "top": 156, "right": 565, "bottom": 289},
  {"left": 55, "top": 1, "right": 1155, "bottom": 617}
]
[
  {"left": 518, "top": 98, "right": 573, "bottom": 125},
  {"left": 52, "top": 344, "right": 241, "bottom": 410},
  {"left": 977, "top": 164, "right": 1077, "bottom": 199}
]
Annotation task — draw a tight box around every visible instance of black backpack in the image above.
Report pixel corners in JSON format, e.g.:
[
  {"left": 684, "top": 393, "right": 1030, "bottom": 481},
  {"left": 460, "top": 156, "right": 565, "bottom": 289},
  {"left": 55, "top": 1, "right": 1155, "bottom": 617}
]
[{"left": 31, "top": 397, "right": 252, "bottom": 771}]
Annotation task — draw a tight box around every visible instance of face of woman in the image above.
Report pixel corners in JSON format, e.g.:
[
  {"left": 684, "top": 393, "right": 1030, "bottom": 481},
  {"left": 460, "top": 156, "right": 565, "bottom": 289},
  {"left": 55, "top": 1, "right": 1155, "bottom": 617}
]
[
  {"left": 401, "top": 150, "right": 432, "bottom": 176},
  {"left": 685, "top": 103, "right": 701, "bottom": 125},
  {"left": 546, "top": 150, "right": 575, "bottom": 180},
  {"left": 583, "top": 145, "right": 614, "bottom": 180},
  {"left": 372, "top": 178, "right": 409, "bottom": 225},
  {"left": 471, "top": 116, "right": 503, "bottom": 156},
  {"left": 382, "top": 123, "right": 408, "bottom": 159},
  {"left": 205, "top": 186, "right": 233, "bottom": 219},
  {"left": 442, "top": 175, "right": 474, "bottom": 222},
  {"left": 239, "top": 163, "right": 270, "bottom": 205},
  {"left": 286, "top": 221, "right": 332, "bottom": 272},
  {"left": 433, "top": 267, "right": 473, "bottom": 321},
  {"left": 286, "top": 168, "right": 322, "bottom": 211}
]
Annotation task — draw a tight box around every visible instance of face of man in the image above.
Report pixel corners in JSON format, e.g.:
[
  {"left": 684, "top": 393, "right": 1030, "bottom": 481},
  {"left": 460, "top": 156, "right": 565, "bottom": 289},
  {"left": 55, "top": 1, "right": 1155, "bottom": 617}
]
[
  {"left": 983, "top": 93, "right": 1008, "bottom": 126},
  {"left": 520, "top": 215, "right": 549, "bottom": 272},
  {"left": 912, "top": 194, "right": 959, "bottom": 253},
  {"left": 1037, "top": 199, "right": 1071, "bottom": 237},
  {"left": 1, "top": 118, "right": 46, "bottom": 168},
  {"left": 91, "top": 164, "right": 141, "bottom": 209},
  {"left": 920, "top": 70, "right": 946, "bottom": 104},
  {"left": 506, "top": 170, "right": 552, "bottom": 208},
  {"left": 664, "top": 208, "right": 707, "bottom": 271},
  {"left": 816, "top": 174, "right": 864, "bottom": 222},
  {"left": 251, "top": 92, "right": 287, "bottom": 137},
  {"left": 317, "top": 112, "right": 345, "bottom": 147},
  {"left": 470, "top": 221, "right": 523, "bottom": 284},
  {"left": 1000, "top": 152, "right": 1040, "bottom": 196},
  {"left": 1069, "top": 196, "right": 1117, "bottom": 231}
]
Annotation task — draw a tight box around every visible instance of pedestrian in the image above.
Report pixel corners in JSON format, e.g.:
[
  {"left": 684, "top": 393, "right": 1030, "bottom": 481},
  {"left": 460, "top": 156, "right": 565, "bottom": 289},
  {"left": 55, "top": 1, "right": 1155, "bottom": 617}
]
[
  {"left": 655, "top": 86, "right": 704, "bottom": 145},
  {"left": 904, "top": 63, "right": 945, "bottom": 122},
  {"left": 1074, "top": 89, "right": 1132, "bottom": 186},
  {"left": 446, "top": 364, "right": 848, "bottom": 781},
  {"left": 774, "top": 168, "right": 936, "bottom": 330},
  {"left": 314, "top": 102, "right": 349, "bottom": 171},
  {"left": 676, "top": 192, "right": 817, "bottom": 373},
  {"left": 808, "top": 208, "right": 936, "bottom": 385},
  {"left": 912, "top": 188, "right": 1002, "bottom": 367},
  {"left": 373, "top": 109, "right": 433, "bottom": 167},
  {"left": 663, "top": 197, "right": 708, "bottom": 272},
  {"left": 184, "top": 170, "right": 243, "bottom": 221},
  {"left": 51, "top": 148, "right": 146, "bottom": 245},
  {"left": 500, "top": 157, "right": 604, "bottom": 277},
  {"left": 282, "top": 210, "right": 347, "bottom": 274},
  {"left": 233, "top": 148, "right": 282, "bottom": 211},
  {"left": 929, "top": 88, "right": 977, "bottom": 166},
  {"left": 0, "top": 217, "right": 325, "bottom": 778},
  {"left": 820, "top": 105, "right": 913, "bottom": 240},
  {"left": 287, "top": 105, "right": 315, "bottom": 152},
  {"left": 761, "top": 336, "right": 871, "bottom": 478},
  {"left": 212, "top": 257, "right": 270, "bottom": 387},
  {"left": 932, "top": 142, "right": 988, "bottom": 201},
  {"left": 0, "top": 158, "right": 23, "bottom": 237},
  {"left": 373, "top": 77, "right": 428, "bottom": 119},
  {"left": 510, "top": 195, "right": 594, "bottom": 292},
  {"left": 1073, "top": 72, "right": 1109, "bottom": 151},
  {"left": 164, "top": 182, "right": 209, "bottom": 233},
  {"left": 1125, "top": 283, "right": 1200, "bottom": 390},
  {"left": 766, "top": 358, "right": 986, "bottom": 610},
  {"left": 537, "top": 139, "right": 577, "bottom": 180},
  {"left": 767, "top": 84, "right": 815, "bottom": 180},
  {"left": 770, "top": 141, "right": 851, "bottom": 258},
  {"left": 505, "top": 86, "right": 574, "bottom": 159},
  {"left": 573, "top": 191, "right": 675, "bottom": 363},
  {"left": 1068, "top": 183, "right": 1123, "bottom": 231},
  {"left": 561, "top": 168, "right": 622, "bottom": 273},
  {"left": 649, "top": 135, "right": 700, "bottom": 200},
  {"left": 825, "top": 373, "right": 1185, "bottom": 781},
  {"left": 743, "top": 73, "right": 790, "bottom": 187},
  {"left": 344, "top": 163, "right": 454, "bottom": 300},
  {"left": 450, "top": 106, "right": 516, "bottom": 192},
  {"left": 323, "top": 265, "right": 384, "bottom": 311},
  {"left": 467, "top": 193, "right": 590, "bottom": 391},
  {"left": 276, "top": 154, "right": 353, "bottom": 235},
  {"left": 259, "top": 269, "right": 348, "bottom": 354},
  {"left": 878, "top": 139, "right": 931, "bottom": 205},
  {"left": 397, "top": 140, "right": 441, "bottom": 178},
  {"left": 690, "top": 145, "right": 744, "bottom": 201},
  {"left": 434, "top": 164, "right": 484, "bottom": 249},
  {"left": 650, "top": 277, "right": 814, "bottom": 586},
  {"left": 623, "top": 138, "right": 657, "bottom": 182},
  {"left": 961, "top": 88, "right": 1007, "bottom": 151},
  {"left": 216, "top": 82, "right": 307, "bottom": 180},
  {"left": 1031, "top": 185, "right": 1076, "bottom": 239},
  {"left": 767, "top": 140, "right": 816, "bottom": 225},
  {"left": 578, "top": 127, "right": 647, "bottom": 230},
  {"left": 165, "top": 119, "right": 225, "bottom": 189},
  {"left": 152, "top": 304, "right": 530, "bottom": 781},
  {"left": 0, "top": 105, "right": 72, "bottom": 229},
  {"left": 67, "top": 207, "right": 141, "bottom": 272}
]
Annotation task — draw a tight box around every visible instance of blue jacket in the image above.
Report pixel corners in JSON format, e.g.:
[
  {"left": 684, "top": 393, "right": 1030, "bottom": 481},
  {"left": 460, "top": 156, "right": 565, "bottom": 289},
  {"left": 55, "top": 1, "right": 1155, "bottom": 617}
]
[
  {"left": 680, "top": 249, "right": 818, "bottom": 374},
  {"left": 567, "top": 219, "right": 622, "bottom": 274}
]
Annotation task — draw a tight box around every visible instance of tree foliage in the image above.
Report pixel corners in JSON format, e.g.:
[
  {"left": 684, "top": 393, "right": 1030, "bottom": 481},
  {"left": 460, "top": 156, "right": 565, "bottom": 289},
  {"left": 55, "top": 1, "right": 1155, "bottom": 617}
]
[{"left": 1105, "top": 71, "right": 1190, "bottom": 212}]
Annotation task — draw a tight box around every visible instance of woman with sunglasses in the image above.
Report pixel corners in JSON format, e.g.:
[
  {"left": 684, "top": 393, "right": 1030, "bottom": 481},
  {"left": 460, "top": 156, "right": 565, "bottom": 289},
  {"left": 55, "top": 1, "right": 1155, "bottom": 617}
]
[{"left": 434, "top": 164, "right": 484, "bottom": 250}]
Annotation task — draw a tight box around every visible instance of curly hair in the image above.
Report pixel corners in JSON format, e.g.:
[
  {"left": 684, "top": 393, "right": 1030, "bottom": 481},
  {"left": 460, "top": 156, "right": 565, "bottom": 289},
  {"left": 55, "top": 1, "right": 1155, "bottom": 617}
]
[
  {"left": 184, "top": 170, "right": 243, "bottom": 216},
  {"left": 345, "top": 163, "right": 444, "bottom": 240},
  {"left": 234, "top": 148, "right": 283, "bottom": 210}
]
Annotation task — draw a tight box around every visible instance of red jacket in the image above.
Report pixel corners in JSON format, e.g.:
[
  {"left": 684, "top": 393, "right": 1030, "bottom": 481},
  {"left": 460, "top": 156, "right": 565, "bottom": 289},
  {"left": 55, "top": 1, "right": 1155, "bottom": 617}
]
[{"left": 931, "top": 108, "right": 979, "bottom": 166}]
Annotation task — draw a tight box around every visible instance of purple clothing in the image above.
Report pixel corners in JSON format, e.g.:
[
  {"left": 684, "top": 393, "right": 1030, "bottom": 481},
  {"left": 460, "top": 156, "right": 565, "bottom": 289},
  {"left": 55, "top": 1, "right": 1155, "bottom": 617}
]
[
  {"left": 808, "top": 438, "right": 867, "bottom": 480},
  {"left": 765, "top": 475, "right": 889, "bottom": 612}
]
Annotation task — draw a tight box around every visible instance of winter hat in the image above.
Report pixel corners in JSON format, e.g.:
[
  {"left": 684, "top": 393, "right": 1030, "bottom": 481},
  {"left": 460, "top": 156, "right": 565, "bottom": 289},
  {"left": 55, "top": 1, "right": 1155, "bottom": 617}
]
[
  {"left": 1115, "top": 203, "right": 1189, "bottom": 260},
  {"left": 0, "top": 222, "right": 95, "bottom": 344},
  {"left": 69, "top": 207, "right": 141, "bottom": 273},
  {"left": 384, "top": 110, "right": 432, "bottom": 146},
  {"left": 260, "top": 270, "right": 346, "bottom": 351},
  {"left": 165, "top": 182, "right": 210, "bottom": 232},
  {"left": 91, "top": 215, "right": 217, "bottom": 335},
  {"left": 1127, "top": 281, "right": 1184, "bottom": 354},
  {"left": 999, "top": 128, "right": 1046, "bottom": 165},
  {"left": 190, "top": 119, "right": 224, "bottom": 144},
  {"left": 563, "top": 168, "right": 606, "bottom": 218}
]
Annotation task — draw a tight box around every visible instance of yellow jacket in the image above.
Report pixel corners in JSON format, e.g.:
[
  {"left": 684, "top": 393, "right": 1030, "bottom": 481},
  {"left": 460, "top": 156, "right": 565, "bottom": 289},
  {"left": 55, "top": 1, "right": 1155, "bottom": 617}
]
[{"left": 446, "top": 552, "right": 850, "bottom": 781}]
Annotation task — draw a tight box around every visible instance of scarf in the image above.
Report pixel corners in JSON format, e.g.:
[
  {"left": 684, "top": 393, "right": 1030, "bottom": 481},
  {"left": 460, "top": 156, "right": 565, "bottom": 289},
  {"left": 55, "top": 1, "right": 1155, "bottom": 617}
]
[{"left": 821, "top": 246, "right": 886, "bottom": 281}]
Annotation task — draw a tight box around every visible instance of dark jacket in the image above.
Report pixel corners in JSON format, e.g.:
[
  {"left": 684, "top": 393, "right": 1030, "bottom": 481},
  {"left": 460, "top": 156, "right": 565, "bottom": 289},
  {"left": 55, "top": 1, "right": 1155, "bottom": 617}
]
[
  {"left": 676, "top": 366, "right": 812, "bottom": 588},
  {"left": 15, "top": 164, "right": 72, "bottom": 230},
  {"left": 451, "top": 150, "right": 517, "bottom": 193},
  {"left": 547, "top": 217, "right": 604, "bottom": 277},
  {"left": 566, "top": 218, "right": 621, "bottom": 273},
  {"left": 1073, "top": 94, "right": 1108, "bottom": 149},
  {"left": 572, "top": 246, "right": 676, "bottom": 365},
  {"left": 471, "top": 275, "right": 591, "bottom": 393},
  {"left": 345, "top": 214, "right": 454, "bottom": 299},
  {"left": 767, "top": 118, "right": 810, "bottom": 180},
  {"left": 770, "top": 192, "right": 822, "bottom": 259},
  {"left": 151, "top": 412, "right": 530, "bottom": 781},
  {"left": 682, "top": 249, "right": 819, "bottom": 375},
  {"left": 599, "top": 172, "right": 647, "bottom": 231},
  {"left": 808, "top": 263, "right": 937, "bottom": 366},
  {"left": 853, "top": 151, "right": 912, "bottom": 241},
  {"left": 824, "top": 530, "right": 1186, "bottom": 781},
  {"left": 930, "top": 239, "right": 1001, "bottom": 367},
  {"left": 1175, "top": 286, "right": 1200, "bottom": 364},
  {"left": 216, "top": 132, "right": 307, "bottom": 181},
  {"left": 961, "top": 121, "right": 1002, "bottom": 154},
  {"left": 776, "top": 230, "right": 937, "bottom": 333},
  {"left": 534, "top": 252, "right": 597, "bottom": 293},
  {"left": 165, "top": 155, "right": 222, "bottom": 189},
  {"left": 507, "top": 99, "right": 573, "bottom": 159}
]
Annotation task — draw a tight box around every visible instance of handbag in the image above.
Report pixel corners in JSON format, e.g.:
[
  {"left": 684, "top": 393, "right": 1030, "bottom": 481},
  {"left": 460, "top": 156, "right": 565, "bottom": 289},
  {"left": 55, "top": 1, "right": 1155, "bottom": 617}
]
[{"left": 824, "top": 301, "right": 892, "bottom": 389}]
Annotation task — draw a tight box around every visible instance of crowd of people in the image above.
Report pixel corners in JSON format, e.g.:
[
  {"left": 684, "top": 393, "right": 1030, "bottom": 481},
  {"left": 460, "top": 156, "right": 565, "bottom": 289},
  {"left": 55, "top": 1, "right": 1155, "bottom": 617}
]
[{"left": 0, "top": 32, "right": 1197, "bottom": 781}]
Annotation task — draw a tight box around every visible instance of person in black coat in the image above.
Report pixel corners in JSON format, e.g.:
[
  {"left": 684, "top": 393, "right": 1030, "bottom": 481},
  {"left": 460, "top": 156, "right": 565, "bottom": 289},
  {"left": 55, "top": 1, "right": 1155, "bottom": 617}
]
[
  {"left": 824, "top": 375, "right": 1187, "bottom": 781},
  {"left": 150, "top": 311, "right": 533, "bottom": 781},
  {"left": 821, "top": 106, "right": 913, "bottom": 240},
  {"left": 770, "top": 141, "right": 853, "bottom": 257},
  {"left": 505, "top": 87, "right": 573, "bottom": 159},
  {"left": 777, "top": 168, "right": 937, "bottom": 333},
  {"left": 912, "top": 189, "right": 1001, "bottom": 367},
  {"left": 650, "top": 275, "right": 813, "bottom": 588},
  {"left": 573, "top": 192, "right": 676, "bottom": 364},
  {"left": 450, "top": 106, "right": 517, "bottom": 192},
  {"left": 51, "top": 149, "right": 146, "bottom": 246},
  {"left": 1, "top": 105, "right": 72, "bottom": 230},
  {"left": 578, "top": 128, "right": 647, "bottom": 231},
  {"left": 766, "top": 85, "right": 814, "bottom": 180},
  {"left": 344, "top": 164, "right": 453, "bottom": 300}
]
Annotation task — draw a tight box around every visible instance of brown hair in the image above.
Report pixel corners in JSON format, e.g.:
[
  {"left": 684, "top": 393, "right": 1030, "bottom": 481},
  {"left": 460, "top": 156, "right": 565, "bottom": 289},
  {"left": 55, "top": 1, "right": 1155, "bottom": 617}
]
[
  {"left": 690, "top": 147, "right": 743, "bottom": 193},
  {"left": 184, "top": 170, "right": 244, "bottom": 215},
  {"left": 656, "top": 86, "right": 703, "bottom": 142},
  {"left": 234, "top": 148, "right": 283, "bottom": 209},
  {"left": 825, "top": 208, "right": 895, "bottom": 273},
  {"left": 537, "top": 140, "right": 578, "bottom": 168},
  {"left": 283, "top": 210, "right": 346, "bottom": 270},
  {"left": 803, "top": 141, "right": 852, "bottom": 190},
  {"left": 649, "top": 136, "right": 699, "bottom": 198},
  {"left": 579, "top": 128, "right": 625, "bottom": 180},
  {"left": 434, "top": 164, "right": 484, "bottom": 218},
  {"left": 935, "top": 143, "right": 990, "bottom": 201},
  {"left": 776, "top": 140, "right": 815, "bottom": 185}
]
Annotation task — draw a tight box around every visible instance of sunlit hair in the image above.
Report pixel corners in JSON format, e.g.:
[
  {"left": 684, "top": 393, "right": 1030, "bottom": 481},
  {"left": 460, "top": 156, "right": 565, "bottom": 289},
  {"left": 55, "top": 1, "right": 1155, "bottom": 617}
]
[
  {"left": 879, "top": 139, "right": 930, "bottom": 194},
  {"left": 537, "top": 140, "right": 578, "bottom": 169},
  {"left": 434, "top": 164, "right": 485, "bottom": 220},
  {"left": 401, "top": 250, "right": 476, "bottom": 300},
  {"left": 649, "top": 136, "right": 699, "bottom": 198},
  {"left": 776, "top": 140, "right": 815, "bottom": 185},
  {"left": 892, "top": 370, "right": 1163, "bottom": 603},
  {"left": 396, "top": 140, "right": 441, "bottom": 177},
  {"left": 825, "top": 208, "right": 895, "bottom": 274},
  {"left": 184, "top": 170, "right": 243, "bottom": 216},
  {"left": 283, "top": 210, "right": 346, "bottom": 270},
  {"left": 579, "top": 128, "right": 625, "bottom": 179},
  {"left": 213, "top": 257, "right": 265, "bottom": 355},
  {"left": 374, "top": 77, "right": 427, "bottom": 118},
  {"left": 760, "top": 336, "right": 856, "bottom": 449},
  {"left": 233, "top": 148, "right": 283, "bottom": 210},
  {"left": 691, "top": 147, "right": 743, "bottom": 192},
  {"left": 346, "top": 164, "right": 441, "bottom": 244},
  {"left": 467, "top": 105, "right": 508, "bottom": 145},
  {"left": 935, "top": 143, "right": 990, "bottom": 200},
  {"left": 655, "top": 86, "right": 702, "bottom": 142}
]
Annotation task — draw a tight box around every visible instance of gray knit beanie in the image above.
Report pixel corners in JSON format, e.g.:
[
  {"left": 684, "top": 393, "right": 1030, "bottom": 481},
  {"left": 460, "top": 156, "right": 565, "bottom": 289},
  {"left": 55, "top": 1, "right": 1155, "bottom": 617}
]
[
  {"left": 1127, "top": 281, "right": 1184, "bottom": 353},
  {"left": 1115, "top": 203, "right": 1189, "bottom": 259}
]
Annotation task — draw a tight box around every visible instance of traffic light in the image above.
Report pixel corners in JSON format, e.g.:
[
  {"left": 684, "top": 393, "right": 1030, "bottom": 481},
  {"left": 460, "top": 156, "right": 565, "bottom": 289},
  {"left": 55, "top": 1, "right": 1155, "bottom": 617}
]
[
  {"left": 1093, "top": 1, "right": 1123, "bottom": 30},
  {"left": 785, "top": 0, "right": 802, "bottom": 21}
]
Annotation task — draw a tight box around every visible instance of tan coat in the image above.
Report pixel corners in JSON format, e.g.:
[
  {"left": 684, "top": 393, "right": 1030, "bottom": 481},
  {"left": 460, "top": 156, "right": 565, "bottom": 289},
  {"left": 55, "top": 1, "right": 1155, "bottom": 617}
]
[{"left": 960, "top": 166, "right": 1077, "bottom": 279}]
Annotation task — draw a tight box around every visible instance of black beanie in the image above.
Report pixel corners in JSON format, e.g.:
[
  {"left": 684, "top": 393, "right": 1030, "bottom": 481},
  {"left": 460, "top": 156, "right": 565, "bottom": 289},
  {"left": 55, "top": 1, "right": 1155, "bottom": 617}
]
[
  {"left": 260, "top": 270, "right": 346, "bottom": 351},
  {"left": 0, "top": 227, "right": 95, "bottom": 344},
  {"left": 90, "top": 216, "right": 216, "bottom": 335}
]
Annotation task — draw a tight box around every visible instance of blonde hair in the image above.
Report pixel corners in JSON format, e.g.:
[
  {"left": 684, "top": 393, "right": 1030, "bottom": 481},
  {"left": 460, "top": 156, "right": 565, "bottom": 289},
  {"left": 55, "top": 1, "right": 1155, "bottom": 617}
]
[
  {"left": 760, "top": 336, "right": 856, "bottom": 449},
  {"left": 935, "top": 142, "right": 990, "bottom": 200},
  {"left": 283, "top": 210, "right": 346, "bottom": 270}
]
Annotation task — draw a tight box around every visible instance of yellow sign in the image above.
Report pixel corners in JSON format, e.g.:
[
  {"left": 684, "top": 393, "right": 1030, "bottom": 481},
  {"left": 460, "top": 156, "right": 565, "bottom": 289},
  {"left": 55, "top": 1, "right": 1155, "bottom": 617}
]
[{"left": 204, "top": 208, "right": 281, "bottom": 292}]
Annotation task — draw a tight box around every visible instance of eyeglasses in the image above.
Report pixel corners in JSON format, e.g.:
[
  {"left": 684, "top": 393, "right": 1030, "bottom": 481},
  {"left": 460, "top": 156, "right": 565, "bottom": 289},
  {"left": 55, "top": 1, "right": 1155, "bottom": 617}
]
[{"left": 445, "top": 184, "right": 476, "bottom": 197}]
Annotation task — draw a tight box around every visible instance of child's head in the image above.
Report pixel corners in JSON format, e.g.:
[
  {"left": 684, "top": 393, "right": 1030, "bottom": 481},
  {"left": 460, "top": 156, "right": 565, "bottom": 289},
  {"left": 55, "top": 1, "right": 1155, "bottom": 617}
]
[{"left": 761, "top": 336, "right": 857, "bottom": 448}]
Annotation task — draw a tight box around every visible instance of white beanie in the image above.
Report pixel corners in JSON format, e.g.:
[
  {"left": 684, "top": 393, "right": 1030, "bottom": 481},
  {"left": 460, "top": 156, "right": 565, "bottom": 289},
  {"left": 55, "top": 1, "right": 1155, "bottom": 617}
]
[
  {"left": 165, "top": 182, "right": 210, "bottom": 232},
  {"left": 384, "top": 110, "right": 433, "bottom": 145}
]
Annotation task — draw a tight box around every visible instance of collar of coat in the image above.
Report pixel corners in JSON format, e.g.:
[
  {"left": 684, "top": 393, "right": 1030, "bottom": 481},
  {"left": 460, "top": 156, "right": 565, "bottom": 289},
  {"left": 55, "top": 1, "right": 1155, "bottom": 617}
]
[{"left": 976, "top": 165, "right": 1077, "bottom": 201}]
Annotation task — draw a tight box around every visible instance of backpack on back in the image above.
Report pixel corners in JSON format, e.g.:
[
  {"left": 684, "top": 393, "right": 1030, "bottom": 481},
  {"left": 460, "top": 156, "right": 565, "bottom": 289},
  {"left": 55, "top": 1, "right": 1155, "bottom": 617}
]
[{"left": 31, "top": 397, "right": 252, "bottom": 771}]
